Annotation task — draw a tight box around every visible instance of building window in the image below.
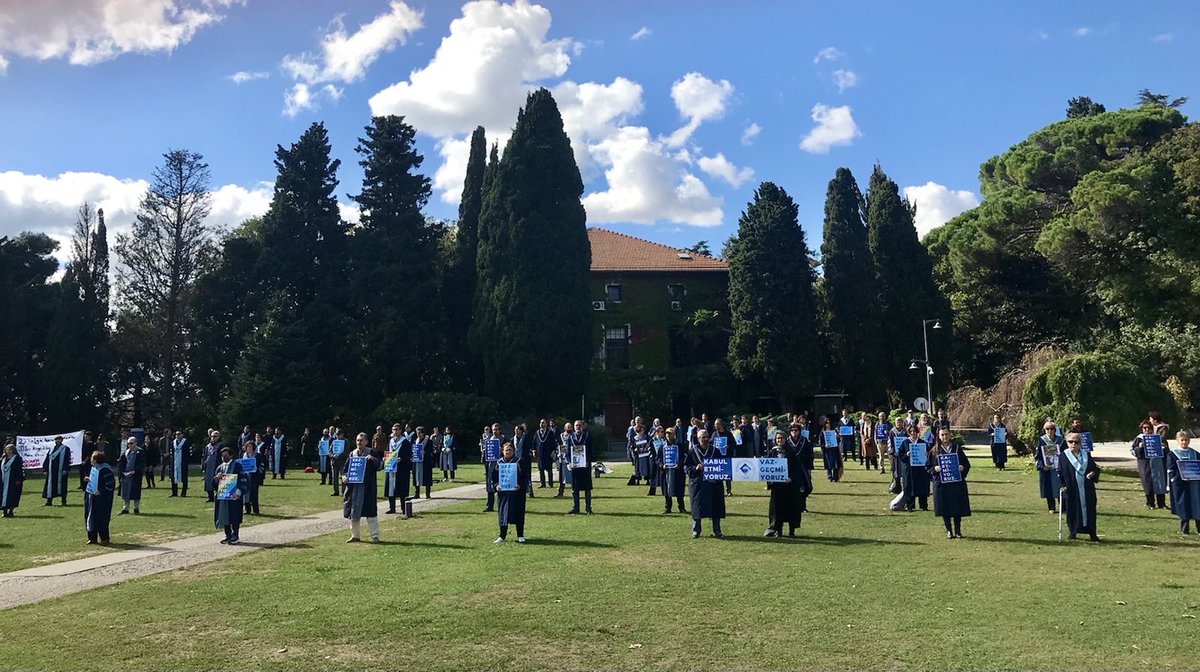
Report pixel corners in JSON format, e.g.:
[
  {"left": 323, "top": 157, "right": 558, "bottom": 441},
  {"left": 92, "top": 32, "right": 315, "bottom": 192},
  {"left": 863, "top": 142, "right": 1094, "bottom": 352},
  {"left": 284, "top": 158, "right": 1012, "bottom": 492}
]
[
  {"left": 604, "top": 325, "right": 630, "bottom": 370},
  {"left": 668, "top": 283, "right": 685, "bottom": 302},
  {"left": 605, "top": 283, "right": 622, "bottom": 303}
]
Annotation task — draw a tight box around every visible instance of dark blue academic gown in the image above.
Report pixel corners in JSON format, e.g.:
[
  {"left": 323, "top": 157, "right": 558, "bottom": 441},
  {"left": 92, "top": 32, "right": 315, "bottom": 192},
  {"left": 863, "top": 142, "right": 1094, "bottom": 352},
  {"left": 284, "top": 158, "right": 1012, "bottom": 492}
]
[
  {"left": 787, "top": 436, "right": 814, "bottom": 499},
  {"left": 439, "top": 435, "right": 457, "bottom": 472},
  {"left": 534, "top": 429, "right": 556, "bottom": 472},
  {"left": 270, "top": 435, "right": 288, "bottom": 476},
  {"left": 767, "top": 445, "right": 803, "bottom": 529},
  {"left": 170, "top": 438, "right": 191, "bottom": 486},
  {"left": 684, "top": 444, "right": 725, "bottom": 522},
  {"left": 1167, "top": 447, "right": 1200, "bottom": 524},
  {"left": 385, "top": 437, "right": 412, "bottom": 499},
  {"left": 317, "top": 438, "right": 331, "bottom": 475},
  {"left": 511, "top": 433, "right": 533, "bottom": 489},
  {"left": 630, "top": 433, "right": 654, "bottom": 481},
  {"left": 1034, "top": 436, "right": 1062, "bottom": 499},
  {"left": 900, "top": 439, "right": 931, "bottom": 500},
  {"left": 117, "top": 449, "right": 146, "bottom": 501},
  {"left": 568, "top": 432, "right": 595, "bottom": 492},
  {"left": 1, "top": 454, "right": 25, "bottom": 510},
  {"left": 987, "top": 423, "right": 1007, "bottom": 466},
  {"left": 202, "top": 443, "right": 221, "bottom": 493},
  {"left": 84, "top": 464, "right": 115, "bottom": 537},
  {"left": 412, "top": 438, "right": 430, "bottom": 487},
  {"left": 42, "top": 445, "right": 72, "bottom": 500},
  {"left": 929, "top": 443, "right": 971, "bottom": 518},
  {"left": 1057, "top": 449, "right": 1099, "bottom": 536},
  {"left": 491, "top": 457, "right": 526, "bottom": 528},
  {"left": 343, "top": 450, "right": 383, "bottom": 520},
  {"left": 213, "top": 459, "right": 248, "bottom": 530}
]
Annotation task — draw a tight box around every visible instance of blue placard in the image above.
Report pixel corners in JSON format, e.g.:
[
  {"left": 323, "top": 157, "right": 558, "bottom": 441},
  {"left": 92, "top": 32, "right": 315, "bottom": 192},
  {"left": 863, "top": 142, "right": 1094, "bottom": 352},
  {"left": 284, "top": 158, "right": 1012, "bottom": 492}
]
[
  {"left": 237, "top": 457, "right": 257, "bottom": 474},
  {"left": 838, "top": 425, "right": 854, "bottom": 436},
  {"left": 801, "top": 429, "right": 810, "bottom": 440},
  {"left": 131, "top": 427, "right": 145, "bottom": 448},
  {"left": 1079, "top": 432, "right": 1093, "bottom": 452},
  {"left": 702, "top": 457, "right": 732, "bottom": 481},
  {"left": 484, "top": 439, "right": 500, "bottom": 462},
  {"left": 923, "top": 430, "right": 933, "bottom": 443},
  {"left": 1179, "top": 459, "right": 1200, "bottom": 481},
  {"left": 411, "top": 442, "right": 423, "bottom": 463},
  {"left": 331, "top": 439, "right": 346, "bottom": 456},
  {"left": 86, "top": 466, "right": 100, "bottom": 495},
  {"left": 993, "top": 427, "right": 1006, "bottom": 444},
  {"left": 663, "top": 444, "right": 679, "bottom": 469},
  {"left": 937, "top": 452, "right": 961, "bottom": 482},
  {"left": 1143, "top": 434, "right": 1164, "bottom": 458},
  {"left": 318, "top": 439, "right": 330, "bottom": 456},
  {"left": 909, "top": 442, "right": 928, "bottom": 467},
  {"left": 497, "top": 462, "right": 518, "bottom": 491},
  {"left": 822, "top": 430, "right": 838, "bottom": 448},
  {"left": 875, "top": 425, "right": 888, "bottom": 441},
  {"left": 346, "top": 456, "right": 366, "bottom": 484},
  {"left": 893, "top": 436, "right": 905, "bottom": 453}
]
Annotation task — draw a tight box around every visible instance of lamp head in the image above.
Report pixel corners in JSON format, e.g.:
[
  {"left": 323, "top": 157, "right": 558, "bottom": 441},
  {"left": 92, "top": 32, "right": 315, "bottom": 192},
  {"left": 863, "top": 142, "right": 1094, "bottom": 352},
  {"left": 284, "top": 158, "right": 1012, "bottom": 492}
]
[
  {"left": 932, "top": 320, "right": 943, "bottom": 329},
  {"left": 909, "top": 361, "right": 919, "bottom": 370}
]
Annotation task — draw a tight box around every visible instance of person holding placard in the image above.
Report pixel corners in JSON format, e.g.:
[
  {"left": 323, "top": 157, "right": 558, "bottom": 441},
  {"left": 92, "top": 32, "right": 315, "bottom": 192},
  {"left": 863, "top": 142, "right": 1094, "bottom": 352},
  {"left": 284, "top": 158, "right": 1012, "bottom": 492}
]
[
  {"left": 630, "top": 421, "right": 655, "bottom": 492},
  {"left": 1131, "top": 417, "right": 1169, "bottom": 509},
  {"left": 117, "top": 437, "right": 145, "bottom": 515},
  {"left": 1, "top": 443, "right": 25, "bottom": 517},
  {"left": 929, "top": 428, "right": 971, "bottom": 539},
  {"left": 567, "top": 420, "right": 595, "bottom": 515},
  {"left": 317, "top": 428, "right": 332, "bottom": 485},
  {"left": 268, "top": 427, "right": 288, "bottom": 480},
  {"left": 986, "top": 414, "right": 1008, "bottom": 470},
  {"left": 887, "top": 417, "right": 906, "bottom": 493},
  {"left": 240, "top": 441, "right": 264, "bottom": 515},
  {"left": 659, "top": 426, "right": 686, "bottom": 514},
  {"left": 201, "top": 432, "right": 222, "bottom": 502},
  {"left": 899, "top": 425, "right": 930, "bottom": 512},
  {"left": 764, "top": 431, "right": 802, "bottom": 537},
  {"left": 819, "top": 420, "right": 842, "bottom": 483},
  {"left": 684, "top": 429, "right": 725, "bottom": 538},
  {"left": 213, "top": 447, "right": 247, "bottom": 544},
  {"left": 82, "top": 450, "right": 115, "bottom": 545},
  {"left": 1166, "top": 430, "right": 1200, "bottom": 534},
  {"left": 168, "top": 430, "right": 191, "bottom": 497},
  {"left": 384, "top": 424, "right": 412, "bottom": 515},
  {"left": 342, "top": 432, "right": 382, "bottom": 542},
  {"left": 41, "top": 435, "right": 72, "bottom": 506},
  {"left": 837, "top": 409, "right": 856, "bottom": 464},
  {"left": 711, "top": 419, "right": 735, "bottom": 496},
  {"left": 483, "top": 424, "right": 505, "bottom": 513},
  {"left": 491, "top": 442, "right": 527, "bottom": 543},
  {"left": 1034, "top": 422, "right": 1063, "bottom": 513},
  {"left": 330, "top": 429, "right": 348, "bottom": 497},
  {"left": 1058, "top": 432, "right": 1100, "bottom": 541},
  {"left": 412, "top": 426, "right": 434, "bottom": 500},
  {"left": 441, "top": 426, "right": 458, "bottom": 482},
  {"left": 556, "top": 423, "right": 574, "bottom": 498}
]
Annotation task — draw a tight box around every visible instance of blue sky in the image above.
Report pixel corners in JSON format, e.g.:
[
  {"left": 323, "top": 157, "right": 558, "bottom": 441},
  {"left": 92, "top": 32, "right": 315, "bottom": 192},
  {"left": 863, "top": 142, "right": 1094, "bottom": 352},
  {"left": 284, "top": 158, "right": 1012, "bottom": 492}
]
[{"left": 0, "top": 0, "right": 1195, "bottom": 261}]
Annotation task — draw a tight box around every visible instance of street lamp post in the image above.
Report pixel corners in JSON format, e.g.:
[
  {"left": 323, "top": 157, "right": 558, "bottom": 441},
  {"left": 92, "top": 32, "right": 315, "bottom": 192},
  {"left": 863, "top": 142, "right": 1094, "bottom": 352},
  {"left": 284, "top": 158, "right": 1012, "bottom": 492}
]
[{"left": 909, "top": 318, "right": 942, "bottom": 413}]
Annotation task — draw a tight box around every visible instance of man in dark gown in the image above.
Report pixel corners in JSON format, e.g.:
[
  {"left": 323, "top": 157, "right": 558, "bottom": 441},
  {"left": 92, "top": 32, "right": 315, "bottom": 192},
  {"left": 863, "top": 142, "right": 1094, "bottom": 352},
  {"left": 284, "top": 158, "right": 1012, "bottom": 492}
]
[
  {"left": 1058, "top": 432, "right": 1100, "bottom": 541},
  {"left": 684, "top": 429, "right": 726, "bottom": 538}
]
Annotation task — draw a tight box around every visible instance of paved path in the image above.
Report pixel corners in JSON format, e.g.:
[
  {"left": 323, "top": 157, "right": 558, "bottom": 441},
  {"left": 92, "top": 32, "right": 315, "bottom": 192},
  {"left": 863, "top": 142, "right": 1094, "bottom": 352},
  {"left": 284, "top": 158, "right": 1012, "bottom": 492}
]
[
  {"left": 965, "top": 439, "right": 1137, "bottom": 469},
  {"left": 0, "top": 482, "right": 487, "bottom": 611}
]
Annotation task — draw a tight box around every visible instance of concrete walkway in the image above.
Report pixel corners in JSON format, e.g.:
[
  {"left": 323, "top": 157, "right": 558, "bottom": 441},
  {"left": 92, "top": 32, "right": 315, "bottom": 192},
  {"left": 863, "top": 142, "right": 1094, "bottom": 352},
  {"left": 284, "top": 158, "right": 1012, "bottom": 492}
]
[{"left": 0, "top": 482, "right": 487, "bottom": 611}]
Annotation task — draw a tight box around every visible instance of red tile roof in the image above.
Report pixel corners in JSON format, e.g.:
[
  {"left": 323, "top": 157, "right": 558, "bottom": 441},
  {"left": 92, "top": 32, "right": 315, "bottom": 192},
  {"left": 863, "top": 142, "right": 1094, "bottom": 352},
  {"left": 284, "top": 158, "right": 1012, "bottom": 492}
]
[{"left": 588, "top": 228, "right": 728, "bottom": 273}]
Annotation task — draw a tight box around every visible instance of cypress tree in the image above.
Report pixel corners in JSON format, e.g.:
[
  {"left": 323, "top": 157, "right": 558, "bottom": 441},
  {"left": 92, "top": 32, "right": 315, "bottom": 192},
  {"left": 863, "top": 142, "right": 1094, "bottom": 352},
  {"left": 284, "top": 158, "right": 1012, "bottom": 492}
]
[
  {"left": 471, "top": 88, "right": 592, "bottom": 413},
  {"left": 447, "top": 126, "right": 487, "bottom": 386},
  {"left": 866, "top": 164, "right": 949, "bottom": 402},
  {"left": 726, "top": 182, "right": 822, "bottom": 404},
  {"left": 820, "top": 167, "right": 887, "bottom": 405}
]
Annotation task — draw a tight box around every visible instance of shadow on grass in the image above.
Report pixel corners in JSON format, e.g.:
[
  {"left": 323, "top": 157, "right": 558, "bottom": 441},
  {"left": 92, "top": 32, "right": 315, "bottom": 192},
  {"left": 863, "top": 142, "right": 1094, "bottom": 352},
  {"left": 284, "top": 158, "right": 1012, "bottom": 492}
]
[
  {"left": 723, "top": 534, "right": 925, "bottom": 546},
  {"left": 7, "top": 514, "right": 59, "bottom": 519},
  {"left": 971, "top": 535, "right": 1172, "bottom": 548},
  {"left": 586, "top": 510, "right": 760, "bottom": 519},
  {"left": 235, "top": 541, "right": 314, "bottom": 550},
  {"left": 517, "top": 538, "right": 615, "bottom": 548},
  {"left": 137, "top": 512, "right": 193, "bottom": 519},
  {"left": 366, "top": 540, "right": 473, "bottom": 549}
]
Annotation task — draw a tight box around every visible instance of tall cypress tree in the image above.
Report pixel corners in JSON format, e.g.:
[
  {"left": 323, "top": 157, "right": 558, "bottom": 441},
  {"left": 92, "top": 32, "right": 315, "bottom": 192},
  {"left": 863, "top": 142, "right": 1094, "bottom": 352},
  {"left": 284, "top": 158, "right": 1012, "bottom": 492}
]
[
  {"left": 726, "top": 182, "right": 822, "bottom": 404},
  {"left": 866, "top": 164, "right": 950, "bottom": 402},
  {"left": 820, "top": 167, "right": 886, "bottom": 405},
  {"left": 447, "top": 126, "right": 487, "bottom": 386},
  {"left": 471, "top": 89, "right": 592, "bottom": 413}
]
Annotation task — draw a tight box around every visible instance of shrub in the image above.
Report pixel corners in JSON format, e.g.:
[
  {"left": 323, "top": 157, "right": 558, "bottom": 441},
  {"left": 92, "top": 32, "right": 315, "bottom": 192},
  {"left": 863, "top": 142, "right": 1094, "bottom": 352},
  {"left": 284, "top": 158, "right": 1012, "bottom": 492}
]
[
  {"left": 373, "top": 392, "right": 501, "bottom": 437},
  {"left": 1019, "top": 352, "right": 1177, "bottom": 443}
]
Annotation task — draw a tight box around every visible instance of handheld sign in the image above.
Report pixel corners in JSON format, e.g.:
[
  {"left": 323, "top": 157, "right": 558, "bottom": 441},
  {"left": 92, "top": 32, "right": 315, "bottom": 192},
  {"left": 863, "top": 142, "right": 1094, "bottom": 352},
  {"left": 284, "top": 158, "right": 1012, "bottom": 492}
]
[
  {"left": 384, "top": 450, "right": 399, "bottom": 473},
  {"left": 1079, "top": 432, "right": 1094, "bottom": 452},
  {"left": 733, "top": 429, "right": 743, "bottom": 446},
  {"left": 346, "top": 457, "right": 366, "bottom": 484},
  {"left": 923, "top": 429, "right": 933, "bottom": 443},
  {"left": 497, "top": 462, "right": 518, "bottom": 491},
  {"left": 216, "top": 473, "right": 239, "bottom": 500},
  {"left": 331, "top": 439, "right": 346, "bottom": 456},
  {"left": 993, "top": 427, "right": 1006, "bottom": 444},
  {"left": 318, "top": 439, "right": 330, "bottom": 456},
  {"left": 712, "top": 435, "right": 728, "bottom": 456},
  {"left": 237, "top": 457, "right": 257, "bottom": 475},
  {"left": 663, "top": 444, "right": 678, "bottom": 469},
  {"left": 86, "top": 466, "right": 100, "bottom": 495},
  {"left": 937, "top": 452, "right": 962, "bottom": 483},
  {"left": 1142, "top": 434, "right": 1164, "bottom": 459},
  {"left": 571, "top": 445, "right": 588, "bottom": 469},
  {"left": 1042, "top": 443, "right": 1059, "bottom": 470},
  {"left": 635, "top": 439, "right": 650, "bottom": 458},
  {"left": 1178, "top": 459, "right": 1200, "bottom": 481},
  {"left": 822, "top": 430, "right": 838, "bottom": 448},
  {"left": 801, "top": 429, "right": 810, "bottom": 440},
  {"left": 703, "top": 458, "right": 788, "bottom": 482},
  {"left": 411, "top": 442, "right": 423, "bottom": 463},
  {"left": 909, "top": 442, "right": 928, "bottom": 467},
  {"left": 875, "top": 425, "right": 888, "bottom": 441},
  {"left": 702, "top": 457, "right": 732, "bottom": 481},
  {"left": 838, "top": 425, "right": 854, "bottom": 437},
  {"left": 484, "top": 439, "right": 501, "bottom": 462},
  {"left": 893, "top": 436, "right": 906, "bottom": 454}
]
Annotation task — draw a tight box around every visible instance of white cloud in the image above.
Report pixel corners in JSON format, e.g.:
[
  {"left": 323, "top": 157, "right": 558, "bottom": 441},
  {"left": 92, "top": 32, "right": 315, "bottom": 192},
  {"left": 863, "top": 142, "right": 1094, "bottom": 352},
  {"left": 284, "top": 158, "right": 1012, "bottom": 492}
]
[
  {"left": 698, "top": 154, "right": 754, "bottom": 188},
  {"left": 0, "top": 0, "right": 238, "bottom": 72},
  {"left": 813, "top": 46, "right": 843, "bottom": 64},
  {"left": 553, "top": 77, "right": 644, "bottom": 179},
  {"left": 799, "top": 104, "right": 860, "bottom": 154},
  {"left": 903, "top": 181, "right": 980, "bottom": 238},
  {"left": 665, "top": 72, "right": 734, "bottom": 147},
  {"left": 1151, "top": 32, "right": 1173, "bottom": 43},
  {"left": 281, "top": 1, "right": 422, "bottom": 114},
  {"left": 832, "top": 69, "right": 858, "bottom": 93},
  {"left": 630, "top": 26, "right": 650, "bottom": 41},
  {"left": 741, "top": 122, "right": 761, "bottom": 145},
  {"left": 1074, "top": 27, "right": 1093, "bottom": 37},
  {"left": 228, "top": 70, "right": 269, "bottom": 84},
  {"left": 432, "top": 137, "right": 472, "bottom": 205}
]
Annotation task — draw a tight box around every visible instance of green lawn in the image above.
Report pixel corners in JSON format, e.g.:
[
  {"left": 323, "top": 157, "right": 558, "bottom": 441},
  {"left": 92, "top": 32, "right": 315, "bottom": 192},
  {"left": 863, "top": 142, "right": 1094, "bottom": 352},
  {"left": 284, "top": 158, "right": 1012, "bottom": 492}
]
[
  {"left": 2, "top": 451, "right": 1198, "bottom": 671},
  {"left": 0, "top": 465, "right": 484, "bottom": 571}
]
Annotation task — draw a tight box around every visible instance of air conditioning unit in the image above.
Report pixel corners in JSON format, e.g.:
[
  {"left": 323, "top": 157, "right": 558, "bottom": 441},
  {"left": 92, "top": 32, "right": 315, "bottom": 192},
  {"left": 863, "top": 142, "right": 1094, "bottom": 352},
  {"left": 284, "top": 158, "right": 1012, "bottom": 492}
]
[
  {"left": 670, "top": 300, "right": 682, "bottom": 311},
  {"left": 592, "top": 301, "right": 606, "bottom": 311}
]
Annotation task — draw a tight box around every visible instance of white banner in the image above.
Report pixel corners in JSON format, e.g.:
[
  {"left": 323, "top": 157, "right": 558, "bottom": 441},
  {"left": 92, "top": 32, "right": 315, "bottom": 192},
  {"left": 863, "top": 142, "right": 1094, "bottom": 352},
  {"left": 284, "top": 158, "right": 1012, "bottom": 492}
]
[{"left": 16, "top": 430, "right": 85, "bottom": 471}]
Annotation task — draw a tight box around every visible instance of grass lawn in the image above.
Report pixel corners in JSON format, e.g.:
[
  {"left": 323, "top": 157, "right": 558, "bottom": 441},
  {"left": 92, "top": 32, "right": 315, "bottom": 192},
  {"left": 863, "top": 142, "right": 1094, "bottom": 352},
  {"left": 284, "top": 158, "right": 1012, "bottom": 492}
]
[
  {"left": 0, "top": 465, "right": 485, "bottom": 572},
  {"left": 2, "top": 449, "right": 1198, "bottom": 671}
]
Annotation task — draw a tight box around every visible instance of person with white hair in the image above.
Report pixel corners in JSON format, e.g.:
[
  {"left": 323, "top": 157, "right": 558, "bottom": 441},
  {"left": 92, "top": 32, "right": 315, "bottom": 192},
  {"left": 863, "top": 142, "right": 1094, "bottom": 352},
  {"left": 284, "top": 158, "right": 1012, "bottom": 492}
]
[
  {"left": 342, "top": 432, "right": 382, "bottom": 542},
  {"left": 117, "top": 436, "right": 146, "bottom": 515},
  {"left": 1167, "top": 430, "right": 1200, "bottom": 535},
  {"left": 683, "top": 429, "right": 726, "bottom": 539}
]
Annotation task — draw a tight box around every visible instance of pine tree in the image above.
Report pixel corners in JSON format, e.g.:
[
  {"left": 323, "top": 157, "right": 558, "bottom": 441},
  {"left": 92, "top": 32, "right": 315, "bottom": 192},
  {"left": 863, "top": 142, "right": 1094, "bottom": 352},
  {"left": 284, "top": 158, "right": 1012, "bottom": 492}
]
[
  {"left": 866, "top": 164, "right": 949, "bottom": 402},
  {"left": 726, "top": 182, "right": 822, "bottom": 404},
  {"left": 820, "top": 167, "right": 887, "bottom": 405},
  {"left": 471, "top": 89, "right": 592, "bottom": 413},
  {"left": 447, "top": 126, "right": 487, "bottom": 386}
]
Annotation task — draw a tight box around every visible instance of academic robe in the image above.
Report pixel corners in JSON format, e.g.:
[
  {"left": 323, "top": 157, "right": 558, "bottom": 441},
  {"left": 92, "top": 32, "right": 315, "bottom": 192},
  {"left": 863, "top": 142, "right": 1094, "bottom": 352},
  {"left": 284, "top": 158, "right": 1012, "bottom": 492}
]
[
  {"left": 899, "top": 439, "right": 931, "bottom": 499},
  {"left": 1130, "top": 434, "right": 1168, "bottom": 497},
  {"left": 83, "top": 464, "right": 115, "bottom": 535},
  {"left": 241, "top": 452, "right": 266, "bottom": 507},
  {"left": 213, "top": 459, "right": 247, "bottom": 530},
  {"left": 117, "top": 448, "right": 146, "bottom": 501},
  {"left": 786, "top": 436, "right": 814, "bottom": 499},
  {"left": 202, "top": 443, "right": 221, "bottom": 493},
  {"left": 532, "top": 429, "right": 556, "bottom": 472},
  {"left": 421, "top": 438, "right": 438, "bottom": 485},
  {"left": 987, "top": 422, "right": 1008, "bottom": 466},
  {"left": 317, "top": 438, "right": 331, "bottom": 474},
  {"left": 270, "top": 435, "right": 288, "bottom": 476},
  {"left": 342, "top": 450, "right": 383, "bottom": 520},
  {"left": 170, "top": 438, "right": 191, "bottom": 485},
  {"left": 1034, "top": 436, "right": 1062, "bottom": 499},
  {"left": 568, "top": 431, "right": 595, "bottom": 492},
  {"left": 661, "top": 436, "right": 686, "bottom": 499},
  {"left": 440, "top": 434, "right": 457, "bottom": 471},
  {"left": 511, "top": 433, "right": 532, "bottom": 488},
  {"left": 1, "top": 454, "right": 24, "bottom": 510},
  {"left": 1166, "top": 447, "right": 1200, "bottom": 523},
  {"left": 819, "top": 430, "right": 842, "bottom": 477},
  {"left": 385, "top": 437, "right": 412, "bottom": 499},
  {"left": 558, "top": 432, "right": 574, "bottom": 486},
  {"left": 42, "top": 444, "right": 72, "bottom": 499},
  {"left": 412, "top": 438, "right": 430, "bottom": 487},
  {"left": 491, "top": 457, "right": 526, "bottom": 528},
  {"left": 887, "top": 428, "right": 905, "bottom": 480},
  {"left": 630, "top": 433, "right": 654, "bottom": 481},
  {"left": 767, "top": 445, "right": 803, "bottom": 528},
  {"left": 1057, "top": 449, "right": 1099, "bottom": 535},
  {"left": 684, "top": 443, "right": 725, "bottom": 521},
  {"left": 929, "top": 443, "right": 971, "bottom": 518},
  {"left": 837, "top": 417, "right": 856, "bottom": 454}
]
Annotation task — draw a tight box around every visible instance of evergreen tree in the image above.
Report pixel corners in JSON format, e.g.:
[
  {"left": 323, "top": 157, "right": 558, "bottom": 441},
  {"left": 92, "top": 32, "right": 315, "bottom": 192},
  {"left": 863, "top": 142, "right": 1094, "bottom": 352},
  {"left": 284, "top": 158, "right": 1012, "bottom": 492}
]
[
  {"left": 866, "top": 164, "right": 949, "bottom": 401},
  {"left": 1066, "top": 96, "right": 1106, "bottom": 118},
  {"left": 726, "top": 182, "right": 822, "bottom": 404},
  {"left": 471, "top": 88, "right": 592, "bottom": 413},
  {"left": 820, "top": 167, "right": 886, "bottom": 405},
  {"left": 447, "top": 126, "right": 487, "bottom": 386}
]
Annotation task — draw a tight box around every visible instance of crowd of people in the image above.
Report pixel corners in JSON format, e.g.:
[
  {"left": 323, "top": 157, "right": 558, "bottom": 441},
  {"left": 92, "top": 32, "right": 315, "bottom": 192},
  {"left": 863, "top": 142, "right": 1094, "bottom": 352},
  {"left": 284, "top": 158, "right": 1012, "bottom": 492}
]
[{"left": 1, "top": 409, "right": 1198, "bottom": 548}]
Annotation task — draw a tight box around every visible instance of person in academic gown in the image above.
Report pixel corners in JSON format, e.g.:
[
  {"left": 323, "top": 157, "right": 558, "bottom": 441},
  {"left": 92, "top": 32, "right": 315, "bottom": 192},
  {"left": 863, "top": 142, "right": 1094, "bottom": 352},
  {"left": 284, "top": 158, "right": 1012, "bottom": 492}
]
[
  {"left": 684, "top": 429, "right": 725, "bottom": 538},
  {"left": 78, "top": 431, "right": 95, "bottom": 490},
  {"left": 819, "top": 419, "right": 842, "bottom": 483},
  {"left": 764, "top": 431, "right": 803, "bottom": 537},
  {"left": 629, "top": 422, "right": 654, "bottom": 493},
  {"left": 117, "top": 437, "right": 146, "bottom": 514},
  {"left": 1058, "top": 432, "right": 1100, "bottom": 541},
  {"left": 144, "top": 434, "right": 158, "bottom": 489},
  {"left": 1130, "top": 419, "right": 1168, "bottom": 509},
  {"left": 932, "top": 410, "right": 952, "bottom": 435},
  {"left": 567, "top": 420, "right": 595, "bottom": 515},
  {"left": 837, "top": 409, "right": 857, "bottom": 464},
  {"left": 658, "top": 426, "right": 686, "bottom": 513},
  {"left": 783, "top": 424, "right": 814, "bottom": 513},
  {"left": 82, "top": 450, "right": 115, "bottom": 545},
  {"left": 491, "top": 442, "right": 527, "bottom": 543},
  {"left": 440, "top": 427, "right": 457, "bottom": 482},
  {"left": 511, "top": 424, "right": 534, "bottom": 499},
  {"left": 202, "top": 433, "right": 222, "bottom": 502},
  {"left": 987, "top": 414, "right": 1008, "bottom": 470},
  {"left": 317, "top": 428, "right": 332, "bottom": 485},
  {"left": 42, "top": 435, "right": 72, "bottom": 506},
  {"left": 929, "top": 429, "right": 971, "bottom": 538},
  {"left": 385, "top": 425, "right": 412, "bottom": 515},
  {"left": 899, "top": 425, "right": 931, "bottom": 511},
  {"left": 1034, "top": 421, "right": 1063, "bottom": 513},
  {"left": 533, "top": 419, "right": 556, "bottom": 489},
  {"left": 213, "top": 447, "right": 247, "bottom": 544},
  {"left": 240, "top": 441, "right": 265, "bottom": 515},
  {"left": 556, "top": 424, "right": 573, "bottom": 498},
  {"left": 269, "top": 427, "right": 288, "bottom": 480},
  {"left": 411, "top": 427, "right": 433, "bottom": 500},
  {"left": 157, "top": 430, "right": 172, "bottom": 482},
  {"left": 887, "top": 417, "right": 906, "bottom": 493},
  {"left": 1166, "top": 430, "right": 1200, "bottom": 534},
  {"left": 330, "top": 429, "right": 347, "bottom": 497},
  {"left": 169, "top": 430, "right": 191, "bottom": 497},
  {"left": 1, "top": 443, "right": 24, "bottom": 516},
  {"left": 711, "top": 419, "right": 735, "bottom": 496},
  {"left": 342, "top": 432, "right": 383, "bottom": 542},
  {"left": 482, "top": 424, "right": 505, "bottom": 513}
]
